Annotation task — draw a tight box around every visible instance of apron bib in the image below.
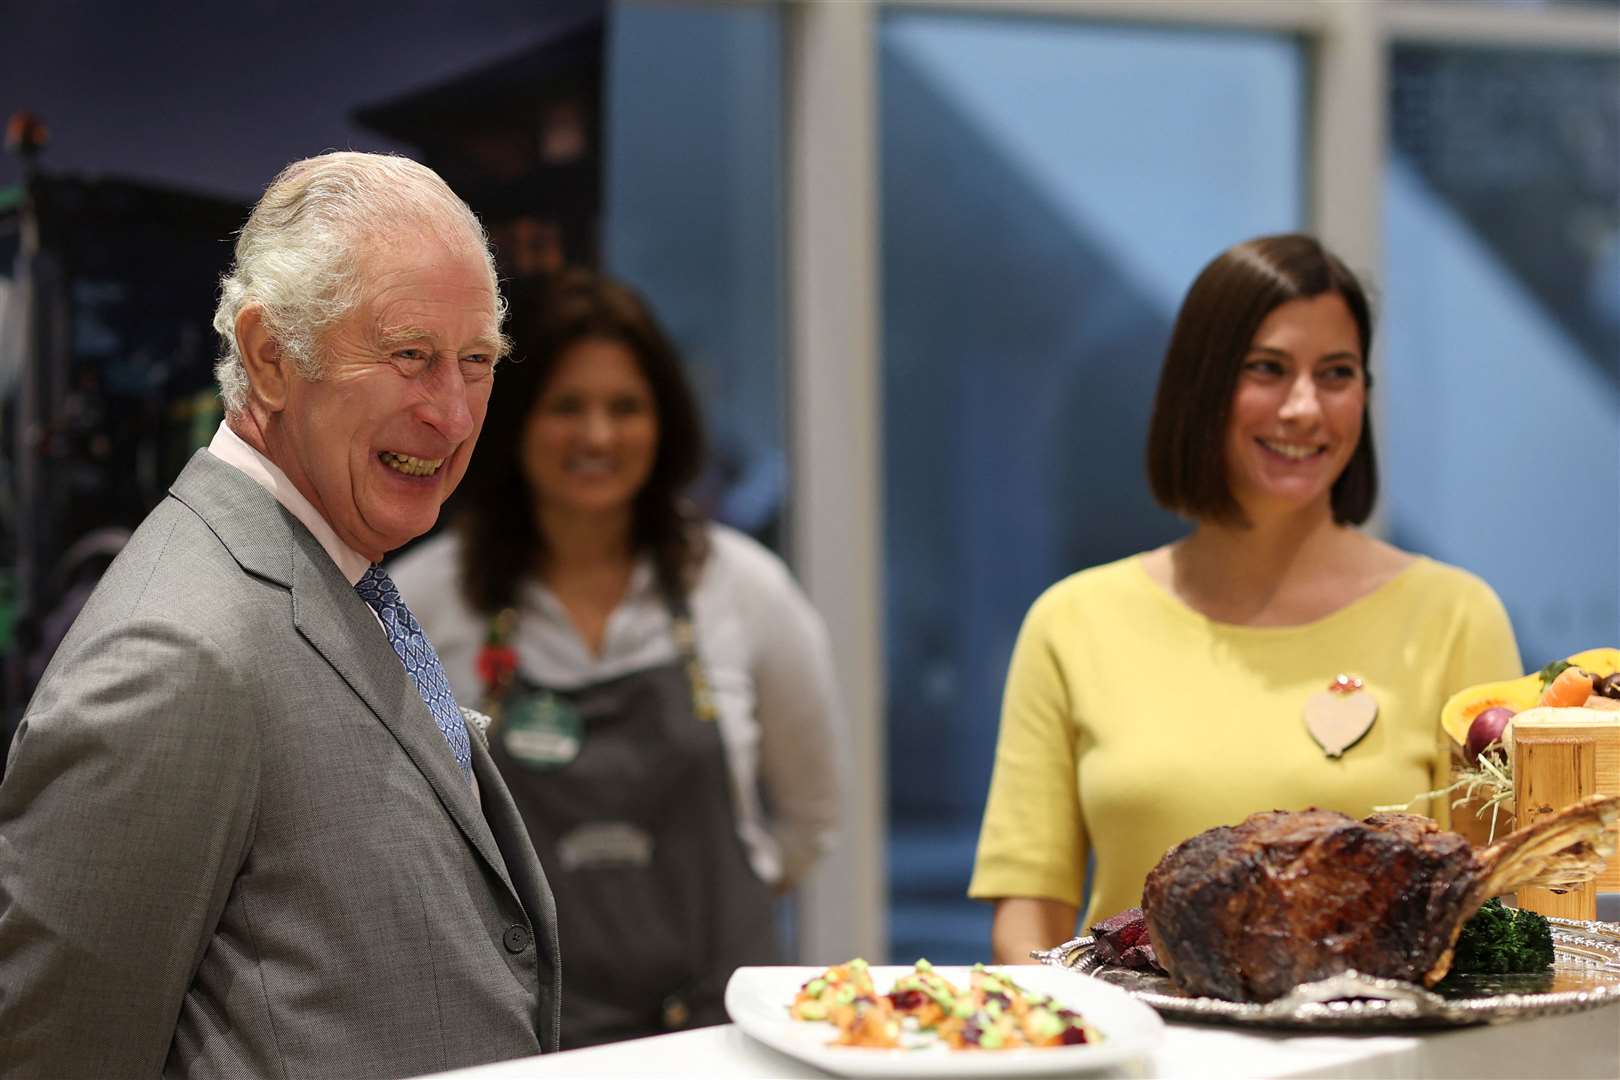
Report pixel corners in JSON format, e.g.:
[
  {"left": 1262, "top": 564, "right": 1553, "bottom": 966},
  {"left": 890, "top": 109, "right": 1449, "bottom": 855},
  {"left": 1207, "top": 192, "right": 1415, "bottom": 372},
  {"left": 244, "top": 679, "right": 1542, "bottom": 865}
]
[{"left": 485, "top": 600, "right": 778, "bottom": 1049}]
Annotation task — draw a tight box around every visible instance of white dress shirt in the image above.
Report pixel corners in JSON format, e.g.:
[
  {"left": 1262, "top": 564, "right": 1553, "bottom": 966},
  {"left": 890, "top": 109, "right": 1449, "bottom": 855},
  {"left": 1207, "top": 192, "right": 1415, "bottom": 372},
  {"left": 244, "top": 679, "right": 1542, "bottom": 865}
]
[{"left": 206, "top": 422, "right": 371, "bottom": 585}]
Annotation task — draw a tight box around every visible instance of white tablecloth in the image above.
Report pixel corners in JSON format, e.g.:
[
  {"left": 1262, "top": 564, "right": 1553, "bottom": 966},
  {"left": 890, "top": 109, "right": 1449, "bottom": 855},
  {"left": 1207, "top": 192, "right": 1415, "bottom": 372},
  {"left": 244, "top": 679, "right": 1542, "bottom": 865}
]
[{"left": 418, "top": 1000, "right": 1619, "bottom": 1079}]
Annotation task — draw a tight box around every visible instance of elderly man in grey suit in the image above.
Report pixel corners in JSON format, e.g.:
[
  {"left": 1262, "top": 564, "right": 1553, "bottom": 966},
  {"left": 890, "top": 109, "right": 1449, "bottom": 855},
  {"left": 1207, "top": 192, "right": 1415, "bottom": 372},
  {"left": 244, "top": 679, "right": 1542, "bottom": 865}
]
[{"left": 0, "top": 152, "right": 560, "bottom": 1078}]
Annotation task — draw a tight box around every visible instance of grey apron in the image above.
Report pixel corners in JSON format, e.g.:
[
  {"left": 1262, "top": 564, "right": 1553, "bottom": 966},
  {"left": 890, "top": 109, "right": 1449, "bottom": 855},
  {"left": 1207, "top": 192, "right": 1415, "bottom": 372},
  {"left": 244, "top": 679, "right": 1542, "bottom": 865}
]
[{"left": 484, "top": 595, "right": 779, "bottom": 1049}]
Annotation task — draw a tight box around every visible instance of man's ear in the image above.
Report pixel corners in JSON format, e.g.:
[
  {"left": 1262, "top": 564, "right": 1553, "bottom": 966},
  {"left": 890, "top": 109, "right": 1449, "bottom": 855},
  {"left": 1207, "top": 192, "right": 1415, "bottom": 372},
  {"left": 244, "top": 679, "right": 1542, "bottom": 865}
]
[{"left": 235, "top": 304, "right": 291, "bottom": 413}]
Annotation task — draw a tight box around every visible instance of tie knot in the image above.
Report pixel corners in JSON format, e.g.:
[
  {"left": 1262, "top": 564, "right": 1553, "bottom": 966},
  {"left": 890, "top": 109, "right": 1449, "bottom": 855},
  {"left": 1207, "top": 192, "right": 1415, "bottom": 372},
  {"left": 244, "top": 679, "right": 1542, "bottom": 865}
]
[
  {"left": 356, "top": 564, "right": 401, "bottom": 611},
  {"left": 356, "top": 565, "right": 419, "bottom": 646},
  {"left": 358, "top": 566, "right": 395, "bottom": 599}
]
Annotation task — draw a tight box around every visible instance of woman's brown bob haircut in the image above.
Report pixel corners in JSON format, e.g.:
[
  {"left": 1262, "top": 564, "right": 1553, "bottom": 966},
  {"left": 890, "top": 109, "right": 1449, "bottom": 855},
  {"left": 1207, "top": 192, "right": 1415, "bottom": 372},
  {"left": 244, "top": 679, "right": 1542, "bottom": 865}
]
[
  {"left": 1145, "top": 233, "right": 1376, "bottom": 526},
  {"left": 454, "top": 269, "right": 708, "bottom": 615}
]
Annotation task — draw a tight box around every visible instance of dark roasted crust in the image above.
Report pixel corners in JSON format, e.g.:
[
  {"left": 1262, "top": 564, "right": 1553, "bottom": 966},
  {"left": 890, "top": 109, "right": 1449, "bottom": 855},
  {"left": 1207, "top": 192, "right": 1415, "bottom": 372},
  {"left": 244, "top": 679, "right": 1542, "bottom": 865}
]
[{"left": 1142, "top": 808, "right": 1484, "bottom": 1003}]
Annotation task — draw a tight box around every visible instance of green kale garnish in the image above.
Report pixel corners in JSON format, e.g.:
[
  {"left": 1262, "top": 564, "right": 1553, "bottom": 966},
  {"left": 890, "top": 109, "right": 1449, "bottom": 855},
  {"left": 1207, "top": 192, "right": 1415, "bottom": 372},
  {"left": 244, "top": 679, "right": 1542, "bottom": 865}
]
[
  {"left": 1536, "top": 659, "right": 1573, "bottom": 690},
  {"left": 1449, "top": 898, "right": 1554, "bottom": 975}
]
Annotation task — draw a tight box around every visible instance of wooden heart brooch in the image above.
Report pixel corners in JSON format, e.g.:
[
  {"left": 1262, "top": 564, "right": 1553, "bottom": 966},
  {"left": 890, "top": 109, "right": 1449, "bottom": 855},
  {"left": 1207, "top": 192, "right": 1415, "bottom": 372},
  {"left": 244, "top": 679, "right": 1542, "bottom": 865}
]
[{"left": 1304, "top": 673, "right": 1378, "bottom": 758}]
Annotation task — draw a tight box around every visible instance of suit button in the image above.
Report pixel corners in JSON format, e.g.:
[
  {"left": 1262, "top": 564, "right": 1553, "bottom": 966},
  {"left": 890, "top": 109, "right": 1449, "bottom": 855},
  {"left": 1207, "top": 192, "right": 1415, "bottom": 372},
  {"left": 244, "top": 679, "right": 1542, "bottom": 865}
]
[{"left": 503, "top": 924, "right": 531, "bottom": 954}]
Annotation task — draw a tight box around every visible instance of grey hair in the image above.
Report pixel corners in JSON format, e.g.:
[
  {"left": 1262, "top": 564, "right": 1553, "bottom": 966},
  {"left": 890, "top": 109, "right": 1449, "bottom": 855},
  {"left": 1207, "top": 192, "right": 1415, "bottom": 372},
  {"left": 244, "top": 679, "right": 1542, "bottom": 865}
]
[{"left": 212, "top": 151, "right": 506, "bottom": 416}]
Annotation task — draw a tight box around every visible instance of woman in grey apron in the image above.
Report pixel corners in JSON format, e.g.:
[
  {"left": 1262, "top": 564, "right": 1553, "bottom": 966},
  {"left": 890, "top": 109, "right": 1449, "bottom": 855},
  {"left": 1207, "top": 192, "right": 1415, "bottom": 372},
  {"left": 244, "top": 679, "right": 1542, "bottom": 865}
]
[
  {"left": 390, "top": 270, "right": 841, "bottom": 1049},
  {"left": 479, "top": 584, "right": 779, "bottom": 1046}
]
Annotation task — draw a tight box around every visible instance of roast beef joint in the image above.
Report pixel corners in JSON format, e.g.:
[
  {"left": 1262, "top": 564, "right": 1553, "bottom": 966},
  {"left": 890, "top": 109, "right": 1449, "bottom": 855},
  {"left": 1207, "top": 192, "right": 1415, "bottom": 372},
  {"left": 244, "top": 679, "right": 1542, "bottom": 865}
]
[{"left": 1140, "top": 795, "right": 1619, "bottom": 1003}]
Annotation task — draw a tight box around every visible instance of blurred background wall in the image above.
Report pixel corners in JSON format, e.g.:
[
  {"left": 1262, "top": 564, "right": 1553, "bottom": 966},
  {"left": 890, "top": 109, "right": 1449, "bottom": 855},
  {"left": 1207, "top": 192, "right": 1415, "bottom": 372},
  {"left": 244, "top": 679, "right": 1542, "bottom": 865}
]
[{"left": 1, "top": 0, "right": 1616, "bottom": 965}]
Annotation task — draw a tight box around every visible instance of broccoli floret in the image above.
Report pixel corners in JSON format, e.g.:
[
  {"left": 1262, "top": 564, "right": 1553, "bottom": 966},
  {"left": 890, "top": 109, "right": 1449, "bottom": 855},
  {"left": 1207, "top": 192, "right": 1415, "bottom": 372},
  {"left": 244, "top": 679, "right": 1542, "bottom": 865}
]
[{"left": 1449, "top": 898, "right": 1554, "bottom": 975}]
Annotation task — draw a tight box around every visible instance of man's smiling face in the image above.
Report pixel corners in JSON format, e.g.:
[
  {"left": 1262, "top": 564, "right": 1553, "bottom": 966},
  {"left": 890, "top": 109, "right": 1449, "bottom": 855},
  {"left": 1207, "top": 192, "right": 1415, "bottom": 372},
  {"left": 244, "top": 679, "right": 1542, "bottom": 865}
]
[{"left": 267, "top": 234, "right": 502, "bottom": 562}]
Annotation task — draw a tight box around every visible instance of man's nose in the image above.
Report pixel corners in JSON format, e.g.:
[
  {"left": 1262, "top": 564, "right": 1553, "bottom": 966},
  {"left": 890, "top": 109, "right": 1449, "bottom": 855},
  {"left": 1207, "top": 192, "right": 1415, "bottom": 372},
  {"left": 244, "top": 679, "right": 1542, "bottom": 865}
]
[{"left": 416, "top": 358, "right": 477, "bottom": 442}]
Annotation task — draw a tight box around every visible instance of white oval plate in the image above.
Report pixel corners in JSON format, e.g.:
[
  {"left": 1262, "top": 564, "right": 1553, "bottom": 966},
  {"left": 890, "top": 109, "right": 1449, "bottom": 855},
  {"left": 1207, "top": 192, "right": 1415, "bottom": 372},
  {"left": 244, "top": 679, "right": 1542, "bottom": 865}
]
[{"left": 724, "top": 965, "right": 1164, "bottom": 1078}]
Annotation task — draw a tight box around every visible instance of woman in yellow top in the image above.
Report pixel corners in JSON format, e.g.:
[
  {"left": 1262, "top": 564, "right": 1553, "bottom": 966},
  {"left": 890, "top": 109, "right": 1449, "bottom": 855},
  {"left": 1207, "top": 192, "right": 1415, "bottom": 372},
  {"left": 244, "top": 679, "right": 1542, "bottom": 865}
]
[{"left": 969, "top": 234, "right": 1522, "bottom": 963}]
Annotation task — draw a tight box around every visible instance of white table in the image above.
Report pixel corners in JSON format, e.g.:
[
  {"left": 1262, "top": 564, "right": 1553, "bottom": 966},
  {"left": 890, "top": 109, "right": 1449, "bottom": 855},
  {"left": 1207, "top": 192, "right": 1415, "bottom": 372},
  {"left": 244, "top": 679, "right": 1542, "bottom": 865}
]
[{"left": 420, "top": 1001, "right": 1619, "bottom": 1079}]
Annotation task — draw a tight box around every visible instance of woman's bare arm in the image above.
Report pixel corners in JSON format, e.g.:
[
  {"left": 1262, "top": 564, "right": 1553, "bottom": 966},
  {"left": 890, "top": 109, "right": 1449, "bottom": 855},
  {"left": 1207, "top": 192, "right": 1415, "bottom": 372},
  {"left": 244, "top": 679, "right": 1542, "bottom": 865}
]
[{"left": 990, "top": 897, "right": 1079, "bottom": 964}]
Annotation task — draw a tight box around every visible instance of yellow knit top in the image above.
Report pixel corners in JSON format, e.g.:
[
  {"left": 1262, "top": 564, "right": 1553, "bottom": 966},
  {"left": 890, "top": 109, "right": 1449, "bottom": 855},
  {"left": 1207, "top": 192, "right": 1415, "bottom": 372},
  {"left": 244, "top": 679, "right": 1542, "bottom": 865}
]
[{"left": 967, "top": 554, "right": 1521, "bottom": 929}]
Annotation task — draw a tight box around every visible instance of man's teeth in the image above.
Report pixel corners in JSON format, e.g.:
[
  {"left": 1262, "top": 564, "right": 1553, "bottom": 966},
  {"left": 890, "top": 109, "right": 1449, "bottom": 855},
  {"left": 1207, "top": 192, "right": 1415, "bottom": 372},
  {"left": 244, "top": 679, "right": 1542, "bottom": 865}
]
[
  {"left": 380, "top": 451, "right": 444, "bottom": 477},
  {"left": 1260, "top": 440, "right": 1322, "bottom": 461}
]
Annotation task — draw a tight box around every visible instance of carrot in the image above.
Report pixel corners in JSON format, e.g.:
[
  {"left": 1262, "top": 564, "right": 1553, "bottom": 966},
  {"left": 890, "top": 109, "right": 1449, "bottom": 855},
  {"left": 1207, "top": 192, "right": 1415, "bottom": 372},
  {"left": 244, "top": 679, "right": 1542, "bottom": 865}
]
[{"left": 1539, "top": 666, "right": 1595, "bottom": 708}]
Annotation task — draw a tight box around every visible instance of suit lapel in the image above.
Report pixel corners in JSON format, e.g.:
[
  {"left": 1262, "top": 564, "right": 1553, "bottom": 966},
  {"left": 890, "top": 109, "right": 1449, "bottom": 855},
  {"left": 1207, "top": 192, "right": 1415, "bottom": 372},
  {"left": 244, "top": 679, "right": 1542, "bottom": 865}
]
[
  {"left": 171, "top": 450, "right": 517, "bottom": 898},
  {"left": 288, "top": 534, "right": 516, "bottom": 896}
]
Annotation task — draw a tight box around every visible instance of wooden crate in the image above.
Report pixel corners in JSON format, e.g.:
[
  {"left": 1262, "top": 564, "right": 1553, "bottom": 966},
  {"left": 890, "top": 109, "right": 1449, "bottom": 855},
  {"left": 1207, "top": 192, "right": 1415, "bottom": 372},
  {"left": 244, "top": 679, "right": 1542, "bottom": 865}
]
[{"left": 1512, "top": 707, "right": 1620, "bottom": 919}]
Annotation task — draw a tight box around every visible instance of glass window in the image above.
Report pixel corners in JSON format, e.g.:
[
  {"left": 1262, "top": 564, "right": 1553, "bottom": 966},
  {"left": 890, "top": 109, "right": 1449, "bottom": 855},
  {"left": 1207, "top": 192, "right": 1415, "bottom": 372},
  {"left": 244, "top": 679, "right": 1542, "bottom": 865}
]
[
  {"left": 604, "top": 1, "right": 786, "bottom": 549},
  {"left": 1382, "top": 46, "right": 1620, "bottom": 670},
  {"left": 880, "top": 11, "right": 1305, "bottom": 962}
]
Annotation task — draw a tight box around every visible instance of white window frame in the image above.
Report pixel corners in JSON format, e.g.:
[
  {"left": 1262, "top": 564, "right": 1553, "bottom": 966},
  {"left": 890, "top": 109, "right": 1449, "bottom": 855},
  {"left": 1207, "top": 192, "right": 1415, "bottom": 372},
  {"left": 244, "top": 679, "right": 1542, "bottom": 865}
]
[{"left": 643, "top": 0, "right": 1620, "bottom": 962}]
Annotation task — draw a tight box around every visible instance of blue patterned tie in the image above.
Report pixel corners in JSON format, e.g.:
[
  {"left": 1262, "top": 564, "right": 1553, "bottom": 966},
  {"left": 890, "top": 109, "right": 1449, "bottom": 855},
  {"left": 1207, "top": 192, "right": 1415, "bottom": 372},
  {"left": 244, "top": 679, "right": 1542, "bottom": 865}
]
[{"left": 355, "top": 565, "right": 473, "bottom": 782}]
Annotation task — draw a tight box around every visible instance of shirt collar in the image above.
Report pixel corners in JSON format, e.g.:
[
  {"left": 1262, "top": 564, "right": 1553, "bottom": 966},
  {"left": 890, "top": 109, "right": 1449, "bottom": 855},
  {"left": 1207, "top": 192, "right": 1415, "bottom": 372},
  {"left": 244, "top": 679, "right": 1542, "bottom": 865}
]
[
  {"left": 206, "top": 421, "right": 372, "bottom": 586},
  {"left": 523, "top": 557, "right": 657, "bottom": 621}
]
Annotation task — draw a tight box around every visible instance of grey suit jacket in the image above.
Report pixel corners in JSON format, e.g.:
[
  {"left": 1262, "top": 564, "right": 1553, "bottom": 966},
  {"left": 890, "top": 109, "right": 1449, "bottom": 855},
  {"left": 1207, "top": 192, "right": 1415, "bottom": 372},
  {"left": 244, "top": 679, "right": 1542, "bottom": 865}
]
[{"left": 0, "top": 451, "right": 561, "bottom": 1078}]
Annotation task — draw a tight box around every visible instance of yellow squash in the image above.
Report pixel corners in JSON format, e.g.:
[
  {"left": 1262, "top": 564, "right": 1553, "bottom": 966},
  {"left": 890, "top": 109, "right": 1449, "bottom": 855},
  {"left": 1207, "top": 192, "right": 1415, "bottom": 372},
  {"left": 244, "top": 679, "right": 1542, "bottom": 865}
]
[
  {"left": 1563, "top": 648, "right": 1620, "bottom": 678},
  {"left": 1440, "top": 674, "right": 1542, "bottom": 747}
]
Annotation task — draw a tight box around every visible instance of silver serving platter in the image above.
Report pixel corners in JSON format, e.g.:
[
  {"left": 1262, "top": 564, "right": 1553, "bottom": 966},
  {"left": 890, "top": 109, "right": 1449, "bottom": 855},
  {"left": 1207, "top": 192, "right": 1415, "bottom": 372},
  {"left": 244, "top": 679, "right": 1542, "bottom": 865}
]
[{"left": 1035, "top": 917, "right": 1620, "bottom": 1030}]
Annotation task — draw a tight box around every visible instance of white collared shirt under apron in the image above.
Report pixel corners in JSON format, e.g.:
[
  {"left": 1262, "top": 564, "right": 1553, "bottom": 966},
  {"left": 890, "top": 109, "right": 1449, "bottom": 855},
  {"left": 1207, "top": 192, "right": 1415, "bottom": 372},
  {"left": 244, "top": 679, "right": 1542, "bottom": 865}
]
[{"left": 388, "top": 524, "right": 843, "bottom": 889}]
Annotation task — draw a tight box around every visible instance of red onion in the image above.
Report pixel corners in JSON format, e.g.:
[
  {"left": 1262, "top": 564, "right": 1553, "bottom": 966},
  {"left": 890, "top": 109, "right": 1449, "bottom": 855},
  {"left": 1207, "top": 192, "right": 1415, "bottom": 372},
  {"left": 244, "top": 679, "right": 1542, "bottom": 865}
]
[{"left": 1464, "top": 706, "right": 1515, "bottom": 766}]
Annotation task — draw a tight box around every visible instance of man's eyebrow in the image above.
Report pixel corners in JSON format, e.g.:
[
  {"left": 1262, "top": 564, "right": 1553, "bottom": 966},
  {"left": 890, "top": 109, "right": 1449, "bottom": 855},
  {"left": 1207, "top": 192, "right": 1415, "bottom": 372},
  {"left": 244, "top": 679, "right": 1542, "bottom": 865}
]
[
  {"left": 374, "top": 324, "right": 437, "bottom": 350},
  {"left": 468, "top": 331, "right": 509, "bottom": 358},
  {"left": 374, "top": 324, "right": 507, "bottom": 356}
]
